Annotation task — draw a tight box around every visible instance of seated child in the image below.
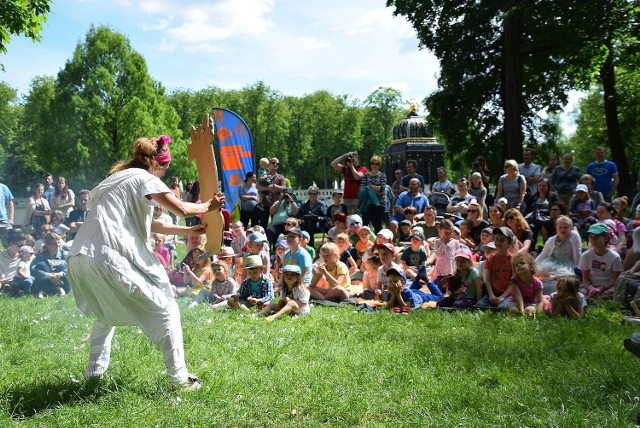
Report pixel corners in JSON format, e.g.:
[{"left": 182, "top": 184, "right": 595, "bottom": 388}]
[
  {"left": 181, "top": 247, "right": 214, "bottom": 297},
  {"left": 436, "top": 274, "right": 465, "bottom": 308},
  {"left": 477, "top": 227, "right": 515, "bottom": 308},
  {"left": 362, "top": 254, "right": 382, "bottom": 300},
  {"left": 397, "top": 219, "right": 413, "bottom": 245},
  {"left": 256, "top": 264, "right": 310, "bottom": 321},
  {"left": 151, "top": 233, "right": 170, "bottom": 269},
  {"left": 400, "top": 230, "right": 428, "bottom": 280},
  {"left": 549, "top": 276, "right": 586, "bottom": 318},
  {"left": 228, "top": 255, "right": 274, "bottom": 310},
  {"left": 507, "top": 252, "right": 544, "bottom": 316},
  {"left": 300, "top": 231, "right": 316, "bottom": 260},
  {"left": 13, "top": 245, "right": 35, "bottom": 295},
  {"left": 190, "top": 261, "right": 238, "bottom": 309},
  {"left": 427, "top": 219, "right": 460, "bottom": 289},
  {"left": 570, "top": 184, "right": 597, "bottom": 233},
  {"left": 437, "top": 248, "right": 483, "bottom": 308},
  {"left": 243, "top": 232, "right": 270, "bottom": 280},
  {"left": 355, "top": 226, "right": 374, "bottom": 261},
  {"left": 579, "top": 222, "right": 623, "bottom": 301},
  {"left": 475, "top": 227, "right": 494, "bottom": 259},
  {"left": 309, "top": 242, "right": 351, "bottom": 302}
]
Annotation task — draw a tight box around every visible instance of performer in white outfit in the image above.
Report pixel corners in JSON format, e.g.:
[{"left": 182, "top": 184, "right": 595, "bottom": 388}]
[{"left": 67, "top": 135, "right": 224, "bottom": 390}]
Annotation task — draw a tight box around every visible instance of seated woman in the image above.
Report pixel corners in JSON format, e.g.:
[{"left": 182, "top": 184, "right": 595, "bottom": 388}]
[
  {"left": 524, "top": 178, "right": 559, "bottom": 242},
  {"left": 535, "top": 215, "right": 582, "bottom": 293},
  {"left": 32, "top": 232, "right": 70, "bottom": 298},
  {"left": 446, "top": 178, "right": 476, "bottom": 218},
  {"left": 541, "top": 201, "right": 569, "bottom": 242},
  {"left": 487, "top": 204, "right": 505, "bottom": 228},
  {"left": 504, "top": 208, "right": 534, "bottom": 254},
  {"left": 308, "top": 242, "right": 351, "bottom": 301},
  {"left": 466, "top": 201, "right": 490, "bottom": 246},
  {"left": 292, "top": 185, "right": 327, "bottom": 248}
]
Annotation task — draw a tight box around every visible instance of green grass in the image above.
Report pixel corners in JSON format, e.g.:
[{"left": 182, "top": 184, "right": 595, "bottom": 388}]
[{"left": 0, "top": 296, "right": 639, "bottom": 427}]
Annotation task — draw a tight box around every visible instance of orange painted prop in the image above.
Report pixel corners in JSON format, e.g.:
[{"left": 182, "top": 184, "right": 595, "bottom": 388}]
[{"left": 188, "top": 114, "right": 224, "bottom": 255}]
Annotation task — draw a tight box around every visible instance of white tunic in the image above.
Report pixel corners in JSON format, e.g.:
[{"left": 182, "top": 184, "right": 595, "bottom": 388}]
[{"left": 68, "top": 169, "right": 173, "bottom": 326}]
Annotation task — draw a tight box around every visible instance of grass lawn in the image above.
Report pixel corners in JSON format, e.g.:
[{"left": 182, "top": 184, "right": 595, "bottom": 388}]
[{"left": 0, "top": 294, "right": 639, "bottom": 427}]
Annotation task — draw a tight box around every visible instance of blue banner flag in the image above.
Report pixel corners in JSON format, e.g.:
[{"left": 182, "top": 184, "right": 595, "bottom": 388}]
[{"left": 212, "top": 108, "right": 254, "bottom": 212}]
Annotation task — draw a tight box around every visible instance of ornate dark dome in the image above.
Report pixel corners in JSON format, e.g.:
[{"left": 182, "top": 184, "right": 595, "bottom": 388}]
[{"left": 392, "top": 111, "right": 435, "bottom": 142}]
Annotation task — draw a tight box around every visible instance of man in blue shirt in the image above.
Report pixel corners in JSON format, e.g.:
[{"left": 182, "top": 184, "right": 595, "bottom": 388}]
[
  {"left": 586, "top": 146, "right": 619, "bottom": 201},
  {"left": 390, "top": 178, "right": 430, "bottom": 236},
  {"left": 0, "top": 183, "right": 14, "bottom": 248}
]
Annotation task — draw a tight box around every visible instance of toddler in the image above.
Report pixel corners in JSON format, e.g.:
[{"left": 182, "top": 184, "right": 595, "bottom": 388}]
[
  {"left": 256, "top": 264, "right": 310, "bottom": 321},
  {"left": 549, "top": 276, "right": 586, "bottom": 318},
  {"left": 355, "top": 226, "right": 374, "bottom": 261},
  {"left": 327, "top": 191, "right": 348, "bottom": 224},
  {"left": 229, "top": 255, "right": 274, "bottom": 310},
  {"left": 152, "top": 233, "right": 170, "bottom": 268},
  {"left": 182, "top": 247, "right": 214, "bottom": 297},
  {"left": 507, "top": 252, "right": 544, "bottom": 316},
  {"left": 362, "top": 254, "right": 382, "bottom": 299},
  {"left": 13, "top": 245, "right": 35, "bottom": 295},
  {"left": 427, "top": 219, "right": 460, "bottom": 289},
  {"left": 257, "top": 157, "right": 272, "bottom": 205},
  {"left": 189, "top": 261, "right": 238, "bottom": 309}
]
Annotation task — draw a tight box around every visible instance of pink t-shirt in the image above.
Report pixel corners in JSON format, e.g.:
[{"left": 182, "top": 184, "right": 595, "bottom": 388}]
[
  {"left": 432, "top": 238, "right": 460, "bottom": 277},
  {"left": 510, "top": 275, "right": 542, "bottom": 305}
]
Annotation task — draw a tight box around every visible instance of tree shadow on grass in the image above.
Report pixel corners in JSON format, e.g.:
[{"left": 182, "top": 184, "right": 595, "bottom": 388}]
[{"left": 3, "top": 376, "right": 124, "bottom": 420}]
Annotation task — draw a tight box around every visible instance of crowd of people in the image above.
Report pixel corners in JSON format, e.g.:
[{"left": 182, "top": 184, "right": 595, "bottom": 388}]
[{"left": 1, "top": 138, "right": 640, "bottom": 388}]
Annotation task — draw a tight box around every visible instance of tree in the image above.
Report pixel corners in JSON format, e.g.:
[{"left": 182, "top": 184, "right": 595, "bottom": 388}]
[
  {"left": 53, "top": 25, "right": 182, "bottom": 189},
  {"left": 0, "top": 0, "right": 51, "bottom": 66},
  {"left": 386, "top": 0, "right": 634, "bottom": 180},
  {"left": 360, "top": 87, "right": 404, "bottom": 163}
]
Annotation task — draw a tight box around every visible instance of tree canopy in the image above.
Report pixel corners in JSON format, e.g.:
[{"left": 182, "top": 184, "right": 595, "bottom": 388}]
[{"left": 0, "top": 0, "right": 51, "bottom": 66}]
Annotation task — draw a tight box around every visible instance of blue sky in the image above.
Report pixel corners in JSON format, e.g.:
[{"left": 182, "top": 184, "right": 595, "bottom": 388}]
[
  {"left": 1, "top": 0, "right": 440, "bottom": 104},
  {"left": 1, "top": 0, "right": 579, "bottom": 131}
]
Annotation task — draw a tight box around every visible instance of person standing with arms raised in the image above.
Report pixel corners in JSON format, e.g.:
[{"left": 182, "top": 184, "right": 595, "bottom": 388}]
[
  {"left": 67, "top": 135, "right": 224, "bottom": 390},
  {"left": 331, "top": 151, "right": 366, "bottom": 214}
]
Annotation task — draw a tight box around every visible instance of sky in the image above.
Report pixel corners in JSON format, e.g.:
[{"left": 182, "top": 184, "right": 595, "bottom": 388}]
[{"left": 1, "top": 0, "right": 580, "bottom": 131}]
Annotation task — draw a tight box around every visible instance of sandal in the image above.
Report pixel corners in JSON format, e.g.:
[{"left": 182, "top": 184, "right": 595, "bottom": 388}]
[
  {"left": 392, "top": 306, "right": 401, "bottom": 314},
  {"left": 401, "top": 305, "right": 410, "bottom": 315}
]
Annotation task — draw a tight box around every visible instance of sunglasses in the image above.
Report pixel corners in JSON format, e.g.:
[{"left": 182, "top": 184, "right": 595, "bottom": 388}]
[
  {"left": 371, "top": 162, "right": 380, "bottom": 165},
  {"left": 349, "top": 223, "right": 359, "bottom": 228},
  {"left": 505, "top": 216, "right": 515, "bottom": 220},
  {"left": 467, "top": 209, "right": 478, "bottom": 213},
  {"left": 271, "top": 161, "right": 279, "bottom": 165},
  {"left": 309, "top": 192, "right": 318, "bottom": 196},
  {"left": 285, "top": 222, "right": 295, "bottom": 226},
  {"left": 550, "top": 208, "right": 561, "bottom": 211}
]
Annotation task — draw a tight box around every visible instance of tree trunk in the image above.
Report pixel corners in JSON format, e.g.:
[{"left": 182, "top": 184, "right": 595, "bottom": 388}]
[
  {"left": 600, "top": 40, "right": 632, "bottom": 196},
  {"left": 503, "top": 10, "right": 523, "bottom": 162}
]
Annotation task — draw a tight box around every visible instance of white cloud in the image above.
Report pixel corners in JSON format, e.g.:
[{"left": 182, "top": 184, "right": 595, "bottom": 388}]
[{"left": 132, "top": 0, "right": 275, "bottom": 53}]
